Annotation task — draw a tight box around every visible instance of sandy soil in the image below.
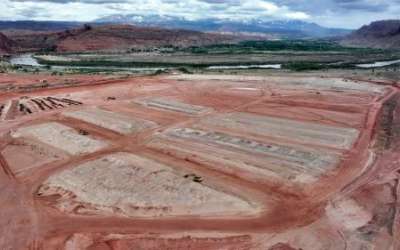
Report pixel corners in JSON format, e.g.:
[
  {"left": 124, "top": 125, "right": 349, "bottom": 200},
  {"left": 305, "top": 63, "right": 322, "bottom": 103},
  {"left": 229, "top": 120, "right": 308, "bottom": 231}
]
[
  {"left": 38, "top": 152, "right": 259, "bottom": 218},
  {"left": 63, "top": 107, "right": 158, "bottom": 135},
  {"left": 0, "top": 72, "right": 399, "bottom": 249}
]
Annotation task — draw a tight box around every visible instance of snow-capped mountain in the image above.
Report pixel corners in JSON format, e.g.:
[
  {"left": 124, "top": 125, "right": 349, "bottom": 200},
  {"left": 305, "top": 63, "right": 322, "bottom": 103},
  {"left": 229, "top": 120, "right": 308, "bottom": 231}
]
[{"left": 95, "top": 14, "right": 352, "bottom": 38}]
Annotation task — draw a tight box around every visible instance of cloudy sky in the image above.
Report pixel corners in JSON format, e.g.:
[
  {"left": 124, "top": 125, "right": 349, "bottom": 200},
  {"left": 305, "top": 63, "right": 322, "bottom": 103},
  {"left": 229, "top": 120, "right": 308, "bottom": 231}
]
[{"left": 0, "top": 0, "right": 399, "bottom": 28}]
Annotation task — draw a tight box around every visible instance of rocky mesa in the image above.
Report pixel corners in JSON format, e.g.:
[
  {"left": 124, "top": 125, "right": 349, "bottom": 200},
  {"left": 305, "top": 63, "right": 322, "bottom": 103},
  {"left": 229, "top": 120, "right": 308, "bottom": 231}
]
[
  {"left": 8, "top": 24, "right": 245, "bottom": 53},
  {"left": 341, "top": 20, "right": 400, "bottom": 49},
  {"left": 0, "top": 32, "right": 12, "bottom": 55}
]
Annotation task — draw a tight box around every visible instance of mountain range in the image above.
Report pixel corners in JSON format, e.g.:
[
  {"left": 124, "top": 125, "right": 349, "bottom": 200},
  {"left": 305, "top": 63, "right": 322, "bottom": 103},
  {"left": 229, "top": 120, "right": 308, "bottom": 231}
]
[
  {"left": 0, "top": 21, "right": 81, "bottom": 33},
  {"left": 95, "top": 15, "right": 351, "bottom": 39},
  {"left": 0, "top": 17, "right": 352, "bottom": 40},
  {"left": 341, "top": 20, "right": 400, "bottom": 49},
  {"left": 6, "top": 24, "right": 245, "bottom": 53},
  {"left": 1, "top": 18, "right": 399, "bottom": 53}
]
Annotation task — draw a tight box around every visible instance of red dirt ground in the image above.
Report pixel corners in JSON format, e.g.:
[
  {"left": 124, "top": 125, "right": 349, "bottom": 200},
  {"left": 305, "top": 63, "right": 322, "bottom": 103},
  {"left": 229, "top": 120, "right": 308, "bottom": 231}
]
[{"left": 0, "top": 73, "right": 399, "bottom": 249}]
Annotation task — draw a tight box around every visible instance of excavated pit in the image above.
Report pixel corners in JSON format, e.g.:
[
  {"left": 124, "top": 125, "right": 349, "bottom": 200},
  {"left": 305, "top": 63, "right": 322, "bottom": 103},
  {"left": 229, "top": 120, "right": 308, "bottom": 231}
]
[
  {"left": 63, "top": 107, "right": 158, "bottom": 134},
  {"left": 134, "top": 97, "right": 213, "bottom": 115},
  {"left": 11, "top": 122, "right": 109, "bottom": 155},
  {"left": 199, "top": 112, "right": 360, "bottom": 150},
  {"left": 0, "top": 73, "right": 396, "bottom": 250},
  {"left": 37, "top": 152, "right": 261, "bottom": 218}
]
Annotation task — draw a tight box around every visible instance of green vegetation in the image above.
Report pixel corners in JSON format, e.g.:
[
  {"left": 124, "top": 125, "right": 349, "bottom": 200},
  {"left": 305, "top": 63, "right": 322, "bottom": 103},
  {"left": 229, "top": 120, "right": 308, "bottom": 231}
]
[
  {"left": 282, "top": 62, "right": 356, "bottom": 71},
  {"left": 0, "top": 60, "right": 11, "bottom": 73},
  {"left": 35, "top": 57, "right": 280, "bottom": 68},
  {"left": 177, "top": 67, "right": 193, "bottom": 74},
  {"left": 180, "top": 40, "right": 385, "bottom": 54},
  {"left": 34, "top": 58, "right": 194, "bottom": 68},
  {"left": 32, "top": 39, "right": 400, "bottom": 73}
]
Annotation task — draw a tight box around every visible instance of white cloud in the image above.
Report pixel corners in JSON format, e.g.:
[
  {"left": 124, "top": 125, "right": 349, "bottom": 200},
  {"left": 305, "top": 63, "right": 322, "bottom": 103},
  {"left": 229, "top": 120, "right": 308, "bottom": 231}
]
[
  {"left": 1, "top": 0, "right": 310, "bottom": 22},
  {"left": 284, "top": 11, "right": 310, "bottom": 19},
  {"left": 3, "top": 0, "right": 399, "bottom": 28}
]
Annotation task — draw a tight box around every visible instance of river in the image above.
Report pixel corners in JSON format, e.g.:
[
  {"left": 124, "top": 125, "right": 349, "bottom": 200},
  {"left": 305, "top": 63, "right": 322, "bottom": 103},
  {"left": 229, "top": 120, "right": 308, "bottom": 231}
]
[
  {"left": 11, "top": 53, "right": 399, "bottom": 71},
  {"left": 9, "top": 54, "right": 166, "bottom": 72},
  {"left": 10, "top": 54, "right": 42, "bottom": 66},
  {"left": 356, "top": 59, "right": 400, "bottom": 68},
  {"left": 207, "top": 64, "right": 282, "bottom": 70}
]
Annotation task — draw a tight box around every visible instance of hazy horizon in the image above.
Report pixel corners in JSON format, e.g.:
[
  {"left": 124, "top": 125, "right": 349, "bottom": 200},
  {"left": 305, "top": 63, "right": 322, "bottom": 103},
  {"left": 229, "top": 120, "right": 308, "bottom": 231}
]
[{"left": 0, "top": 0, "right": 399, "bottom": 29}]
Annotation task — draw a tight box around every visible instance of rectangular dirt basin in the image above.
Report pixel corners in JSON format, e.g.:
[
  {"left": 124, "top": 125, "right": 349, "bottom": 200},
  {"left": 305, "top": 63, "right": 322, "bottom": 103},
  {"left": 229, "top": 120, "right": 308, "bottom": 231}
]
[
  {"left": 134, "top": 97, "right": 212, "bottom": 115},
  {"left": 37, "top": 152, "right": 260, "bottom": 217},
  {"left": 149, "top": 127, "right": 341, "bottom": 184},
  {"left": 200, "top": 112, "right": 360, "bottom": 150},
  {"left": 63, "top": 107, "right": 157, "bottom": 134},
  {"left": 11, "top": 122, "right": 108, "bottom": 155}
]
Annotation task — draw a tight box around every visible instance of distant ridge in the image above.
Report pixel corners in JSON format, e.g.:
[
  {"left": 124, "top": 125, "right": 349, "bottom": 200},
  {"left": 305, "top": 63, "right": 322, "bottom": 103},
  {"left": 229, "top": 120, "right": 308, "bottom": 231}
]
[
  {"left": 0, "top": 20, "right": 81, "bottom": 32},
  {"left": 0, "top": 32, "right": 12, "bottom": 55},
  {"left": 0, "top": 19, "right": 352, "bottom": 40},
  {"left": 95, "top": 14, "right": 352, "bottom": 39},
  {"left": 341, "top": 20, "right": 400, "bottom": 49},
  {"left": 7, "top": 24, "right": 247, "bottom": 53}
]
